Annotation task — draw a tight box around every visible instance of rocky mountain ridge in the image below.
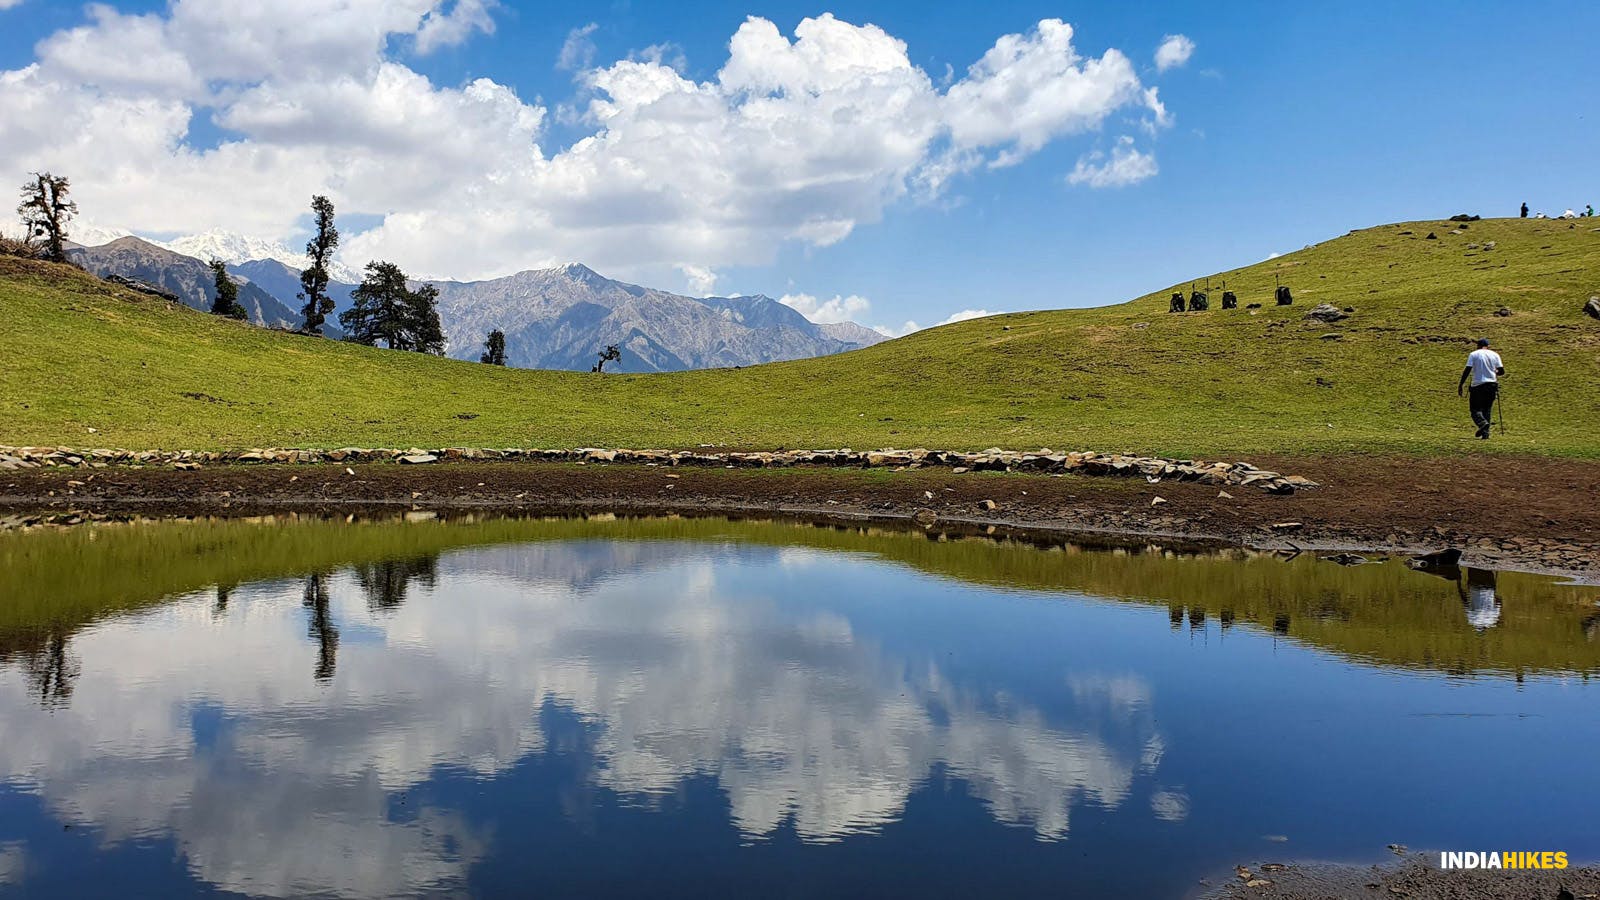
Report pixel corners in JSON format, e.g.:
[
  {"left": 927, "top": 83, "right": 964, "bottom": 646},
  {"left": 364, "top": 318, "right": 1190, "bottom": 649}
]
[
  {"left": 63, "top": 237, "right": 883, "bottom": 371},
  {"left": 67, "top": 237, "right": 308, "bottom": 331}
]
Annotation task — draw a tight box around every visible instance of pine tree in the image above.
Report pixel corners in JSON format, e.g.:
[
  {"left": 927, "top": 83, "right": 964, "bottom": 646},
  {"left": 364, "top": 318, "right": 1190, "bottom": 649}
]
[
  {"left": 208, "top": 258, "right": 247, "bottom": 320},
  {"left": 410, "top": 283, "right": 445, "bottom": 356},
  {"left": 17, "top": 173, "right": 77, "bottom": 263},
  {"left": 298, "top": 195, "right": 339, "bottom": 334},
  {"left": 481, "top": 329, "right": 507, "bottom": 365},
  {"left": 339, "top": 260, "right": 446, "bottom": 355}
]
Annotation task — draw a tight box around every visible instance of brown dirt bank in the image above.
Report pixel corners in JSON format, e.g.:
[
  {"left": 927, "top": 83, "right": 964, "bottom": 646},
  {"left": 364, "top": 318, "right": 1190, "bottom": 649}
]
[
  {"left": 1, "top": 454, "right": 1596, "bottom": 579},
  {"left": 1200, "top": 854, "right": 1600, "bottom": 899}
]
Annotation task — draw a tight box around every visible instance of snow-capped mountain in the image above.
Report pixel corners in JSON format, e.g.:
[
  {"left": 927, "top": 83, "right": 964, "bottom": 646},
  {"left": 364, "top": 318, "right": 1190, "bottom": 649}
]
[
  {"left": 157, "top": 229, "right": 362, "bottom": 283},
  {"left": 65, "top": 222, "right": 135, "bottom": 248},
  {"left": 68, "top": 237, "right": 307, "bottom": 331}
]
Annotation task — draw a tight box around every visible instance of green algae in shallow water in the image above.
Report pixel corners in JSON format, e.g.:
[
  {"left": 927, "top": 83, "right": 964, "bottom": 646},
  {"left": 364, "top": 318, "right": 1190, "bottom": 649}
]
[{"left": 1, "top": 513, "right": 1596, "bottom": 678}]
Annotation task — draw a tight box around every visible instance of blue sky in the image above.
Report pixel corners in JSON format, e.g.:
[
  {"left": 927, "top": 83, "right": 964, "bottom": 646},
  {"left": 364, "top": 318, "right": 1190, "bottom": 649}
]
[{"left": 1, "top": 1, "right": 1595, "bottom": 332}]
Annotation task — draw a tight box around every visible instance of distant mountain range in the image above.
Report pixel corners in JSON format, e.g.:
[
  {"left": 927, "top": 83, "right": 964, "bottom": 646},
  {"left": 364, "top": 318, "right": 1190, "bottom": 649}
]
[
  {"left": 159, "top": 229, "right": 365, "bottom": 284},
  {"left": 63, "top": 232, "right": 885, "bottom": 371},
  {"left": 227, "top": 258, "right": 358, "bottom": 323},
  {"left": 67, "top": 237, "right": 309, "bottom": 332},
  {"left": 427, "top": 263, "right": 884, "bottom": 371}
]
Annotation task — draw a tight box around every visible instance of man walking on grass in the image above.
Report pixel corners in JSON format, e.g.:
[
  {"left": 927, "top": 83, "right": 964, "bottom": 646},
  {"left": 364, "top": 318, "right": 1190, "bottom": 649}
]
[{"left": 1458, "top": 338, "right": 1505, "bottom": 439}]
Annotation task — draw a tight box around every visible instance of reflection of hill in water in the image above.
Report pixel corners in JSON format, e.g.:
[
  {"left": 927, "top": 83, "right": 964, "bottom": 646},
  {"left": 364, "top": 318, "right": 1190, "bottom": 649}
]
[
  {"left": 0, "top": 551, "right": 1164, "bottom": 896},
  {"left": 2, "top": 514, "right": 1596, "bottom": 678}
]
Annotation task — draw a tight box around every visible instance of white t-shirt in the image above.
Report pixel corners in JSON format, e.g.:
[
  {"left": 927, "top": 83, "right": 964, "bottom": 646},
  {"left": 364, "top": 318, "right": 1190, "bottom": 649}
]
[
  {"left": 1466, "top": 348, "right": 1503, "bottom": 387},
  {"left": 1466, "top": 584, "right": 1501, "bottom": 630}
]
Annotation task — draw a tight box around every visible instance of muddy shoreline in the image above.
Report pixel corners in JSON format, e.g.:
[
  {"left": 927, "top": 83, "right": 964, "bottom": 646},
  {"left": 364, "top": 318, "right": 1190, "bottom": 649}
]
[{"left": 3, "top": 456, "right": 1595, "bottom": 581}]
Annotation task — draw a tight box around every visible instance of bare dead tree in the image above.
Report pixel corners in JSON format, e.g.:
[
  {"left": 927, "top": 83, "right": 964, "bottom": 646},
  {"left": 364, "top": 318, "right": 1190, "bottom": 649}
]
[
  {"left": 17, "top": 172, "right": 77, "bottom": 263},
  {"left": 592, "top": 344, "right": 621, "bottom": 373}
]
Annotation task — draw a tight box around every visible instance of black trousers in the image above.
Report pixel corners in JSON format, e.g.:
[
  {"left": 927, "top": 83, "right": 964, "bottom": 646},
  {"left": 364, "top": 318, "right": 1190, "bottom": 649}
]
[{"left": 1469, "top": 382, "right": 1498, "bottom": 434}]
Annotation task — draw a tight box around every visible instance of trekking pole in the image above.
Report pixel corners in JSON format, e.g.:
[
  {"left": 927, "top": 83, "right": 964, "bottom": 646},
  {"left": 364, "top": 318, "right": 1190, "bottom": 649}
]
[{"left": 1497, "top": 384, "right": 1507, "bottom": 435}]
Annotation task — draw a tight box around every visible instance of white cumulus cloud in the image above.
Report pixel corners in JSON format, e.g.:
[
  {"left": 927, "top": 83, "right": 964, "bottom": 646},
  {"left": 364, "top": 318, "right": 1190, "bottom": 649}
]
[
  {"left": 1067, "top": 136, "right": 1158, "bottom": 188},
  {"left": 676, "top": 263, "right": 719, "bottom": 296},
  {"left": 779, "top": 293, "right": 873, "bottom": 325},
  {"left": 415, "top": 0, "right": 496, "bottom": 55},
  {"left": 944, "top": 19, "right": 1154, "bottom": 168},
  {"left": 937, "top": 308, "right": 995, "bottom": 326},
  {"left": 1, "top": 5, "right": 1181, "bottom": 283},
  {"left": 870, "top": 307, "right": 999, "bottom": 337},
  {"left": 1154, "top": 34, "right": 1194, "bottom": 72}
]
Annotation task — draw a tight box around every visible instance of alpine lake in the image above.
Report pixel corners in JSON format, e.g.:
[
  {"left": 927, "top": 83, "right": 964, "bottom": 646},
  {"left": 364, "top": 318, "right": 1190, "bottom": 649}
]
[{"left": 0, "top": 511, "right": 1596, "bottom": 898}]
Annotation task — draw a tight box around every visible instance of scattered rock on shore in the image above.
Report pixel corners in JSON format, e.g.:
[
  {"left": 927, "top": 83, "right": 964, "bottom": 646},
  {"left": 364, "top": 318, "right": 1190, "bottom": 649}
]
[{"left": 0, "top": 445, "right": 1321, "bottom": 495}]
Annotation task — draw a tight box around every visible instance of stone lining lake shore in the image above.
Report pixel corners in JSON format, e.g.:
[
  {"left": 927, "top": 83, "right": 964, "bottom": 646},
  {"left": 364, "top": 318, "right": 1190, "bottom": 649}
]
[
  {"left": 0, "top": 444, "right": 1319, "bottom": 494},
  {"left": 2, "top": 455, "right": 1595, "bottom": 581}
]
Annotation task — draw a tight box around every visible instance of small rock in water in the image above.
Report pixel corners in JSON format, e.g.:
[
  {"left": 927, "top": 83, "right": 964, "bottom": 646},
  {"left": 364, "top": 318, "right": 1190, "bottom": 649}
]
[
  {"left": 1269, "top": 521, "right": 1304, "bottom": 531},
  {"left": 1409, "top": 547, "right": 1462, "bottom": 568},
  {"left": 1217, "top": 490, "right": 1233, "bottom": 499},
  {"left": 1150, "top": 496, "right": 1167, "bottom": 507},
  {"left": 978, "top": 499, "right": 998, "bottom": 511}
]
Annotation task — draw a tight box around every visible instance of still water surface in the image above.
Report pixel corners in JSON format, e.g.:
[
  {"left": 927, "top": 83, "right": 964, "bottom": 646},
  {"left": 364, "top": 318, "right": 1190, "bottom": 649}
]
[{"left": 0, "top": 514, "right": 1597, "bottom": 898}]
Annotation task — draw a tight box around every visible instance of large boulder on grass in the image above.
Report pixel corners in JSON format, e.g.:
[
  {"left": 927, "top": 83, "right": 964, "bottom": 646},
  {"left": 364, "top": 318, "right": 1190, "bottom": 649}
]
[{"left": 1304, "top": 303, "right": 1349, "bottom": 323}]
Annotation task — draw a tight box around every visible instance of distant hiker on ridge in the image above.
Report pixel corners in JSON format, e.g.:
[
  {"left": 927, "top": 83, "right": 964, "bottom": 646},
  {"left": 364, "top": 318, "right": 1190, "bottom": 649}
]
[
  {"left": 1458, "top": 337, "right": 1505, "bottom": 440},
  {"left": 1520, "top": 202, "right": 1528, "bottom": 218}
]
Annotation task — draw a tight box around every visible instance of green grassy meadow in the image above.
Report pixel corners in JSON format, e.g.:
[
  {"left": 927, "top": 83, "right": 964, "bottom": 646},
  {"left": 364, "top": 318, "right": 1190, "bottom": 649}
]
[{"left": 2, "top": 217, "right": 1596, "bottom": 456}]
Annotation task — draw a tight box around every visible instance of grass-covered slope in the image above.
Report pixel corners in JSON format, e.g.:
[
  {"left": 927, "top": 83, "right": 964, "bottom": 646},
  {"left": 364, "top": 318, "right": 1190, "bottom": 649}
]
[{"left": 2, "top": 218, "right": 1596, "bottom": 456}]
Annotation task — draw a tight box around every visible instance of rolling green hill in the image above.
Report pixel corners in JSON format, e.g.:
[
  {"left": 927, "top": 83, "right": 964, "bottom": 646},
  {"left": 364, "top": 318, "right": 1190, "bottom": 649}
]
[{"left": 2, "top": 217, "right": 1597, "bottom": 456}]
